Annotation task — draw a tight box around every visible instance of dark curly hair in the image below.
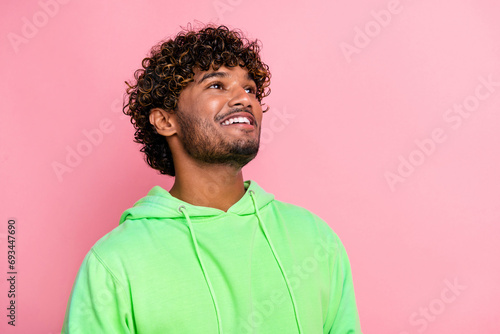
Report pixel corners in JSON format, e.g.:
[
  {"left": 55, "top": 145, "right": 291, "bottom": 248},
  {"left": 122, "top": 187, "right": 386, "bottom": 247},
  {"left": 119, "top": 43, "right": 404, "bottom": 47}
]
[{"left": 123, "top": 24, "right": 271, "bottom": 176}]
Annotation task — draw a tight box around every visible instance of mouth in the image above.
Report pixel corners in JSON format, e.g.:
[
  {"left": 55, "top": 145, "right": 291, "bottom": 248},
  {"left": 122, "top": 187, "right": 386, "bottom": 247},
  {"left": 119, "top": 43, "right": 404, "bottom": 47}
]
[{"left": 219, "top": 112, "right": 256, "bottom": 128}]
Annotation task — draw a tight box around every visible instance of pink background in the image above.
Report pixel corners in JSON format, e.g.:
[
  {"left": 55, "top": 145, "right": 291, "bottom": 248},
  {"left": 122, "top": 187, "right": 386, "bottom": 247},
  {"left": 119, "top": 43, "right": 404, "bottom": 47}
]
[{"left": 1, "top": 0, "right": 500, "bottom": 333}]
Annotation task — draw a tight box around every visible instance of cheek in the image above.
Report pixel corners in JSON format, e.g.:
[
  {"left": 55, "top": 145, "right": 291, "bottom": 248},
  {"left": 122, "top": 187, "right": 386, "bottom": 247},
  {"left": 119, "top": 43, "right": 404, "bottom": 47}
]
[
  {"left": 197, "top": 96, "right": 226, "bottom": 113},
  {"left": 207, "top": 99, "right": 225, "bottom": 112}
]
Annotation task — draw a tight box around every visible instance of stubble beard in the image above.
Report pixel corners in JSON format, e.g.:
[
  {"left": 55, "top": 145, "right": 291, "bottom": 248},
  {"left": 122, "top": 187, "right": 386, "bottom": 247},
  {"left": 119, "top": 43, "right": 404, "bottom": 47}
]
[{"left": 176, "top": 110, "right": 260, "bottom": 169}]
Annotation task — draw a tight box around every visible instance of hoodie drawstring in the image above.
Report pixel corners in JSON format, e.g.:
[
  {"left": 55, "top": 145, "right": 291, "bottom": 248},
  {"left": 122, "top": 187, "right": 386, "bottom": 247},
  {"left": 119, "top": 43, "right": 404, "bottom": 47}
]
[
  {"left": 249, "top": 190, "right": 303, "bottom": 333},
  {"left": 178, "top": 205, "right": 223, "bottom": 334},
  {"left": 178, "top": 189, "right": 303, "bottom": 334}
]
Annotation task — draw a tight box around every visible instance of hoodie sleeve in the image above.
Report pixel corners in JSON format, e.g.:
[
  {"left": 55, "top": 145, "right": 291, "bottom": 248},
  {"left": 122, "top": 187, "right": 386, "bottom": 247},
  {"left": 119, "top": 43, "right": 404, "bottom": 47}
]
[
  {"left": 62, "top": 248, "right": 133, "bottom": 334},
  {"left": 326, "top": 237, "right": 363, "bottom": 334}
]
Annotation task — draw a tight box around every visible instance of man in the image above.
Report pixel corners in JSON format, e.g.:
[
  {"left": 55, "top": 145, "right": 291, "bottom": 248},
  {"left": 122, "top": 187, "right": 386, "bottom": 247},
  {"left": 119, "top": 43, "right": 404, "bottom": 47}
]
[{"left": 62, "top": 25, "right": 362, "bottom": 333}]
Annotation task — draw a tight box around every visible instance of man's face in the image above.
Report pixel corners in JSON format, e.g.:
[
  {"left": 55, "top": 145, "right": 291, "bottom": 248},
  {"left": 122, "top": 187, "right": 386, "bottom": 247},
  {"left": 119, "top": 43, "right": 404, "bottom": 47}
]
[{"left": 174, "top": 65, "right": 263, "bottom": 168}]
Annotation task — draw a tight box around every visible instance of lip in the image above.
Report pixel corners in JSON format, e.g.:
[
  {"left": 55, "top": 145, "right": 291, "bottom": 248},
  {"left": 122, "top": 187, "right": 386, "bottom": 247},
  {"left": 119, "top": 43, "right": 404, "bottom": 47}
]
[{"left": 219, "top": 111, "right": 256, "bottom": 127}]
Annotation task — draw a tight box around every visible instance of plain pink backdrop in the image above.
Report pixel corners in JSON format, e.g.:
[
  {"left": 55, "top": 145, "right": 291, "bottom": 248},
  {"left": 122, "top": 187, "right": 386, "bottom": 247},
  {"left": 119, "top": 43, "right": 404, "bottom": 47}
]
[{"left": 1, "top": 0, "right": 500, "bottom": 333}]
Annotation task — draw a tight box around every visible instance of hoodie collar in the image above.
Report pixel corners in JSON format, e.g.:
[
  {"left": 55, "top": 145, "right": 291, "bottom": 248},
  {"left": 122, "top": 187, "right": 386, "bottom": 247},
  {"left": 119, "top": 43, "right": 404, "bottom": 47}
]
[{"left": 119, "top": 180, "right": 274, "bottom": 224}]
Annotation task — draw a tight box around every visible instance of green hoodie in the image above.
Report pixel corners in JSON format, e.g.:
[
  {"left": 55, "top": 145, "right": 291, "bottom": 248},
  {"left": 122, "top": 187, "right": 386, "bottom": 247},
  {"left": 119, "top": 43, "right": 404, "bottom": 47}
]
[{"left": 62, "top": 180, "right": 362, "bottom": 333}]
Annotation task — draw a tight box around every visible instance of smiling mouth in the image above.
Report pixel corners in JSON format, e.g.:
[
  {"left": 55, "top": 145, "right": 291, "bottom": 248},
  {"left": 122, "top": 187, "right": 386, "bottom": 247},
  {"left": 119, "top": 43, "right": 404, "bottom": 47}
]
[
  {"left": 219, "top": 112, "right": 256, "bottom": 127},
  {"left": 221, "top": 116, "right": 252, "bottom": 126}
]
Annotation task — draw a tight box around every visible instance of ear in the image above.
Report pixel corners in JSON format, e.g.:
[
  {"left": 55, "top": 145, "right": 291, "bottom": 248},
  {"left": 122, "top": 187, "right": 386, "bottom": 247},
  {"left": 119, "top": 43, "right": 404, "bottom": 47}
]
[{"left": 149, "top": 108, "right": 178, "bottom": 137}]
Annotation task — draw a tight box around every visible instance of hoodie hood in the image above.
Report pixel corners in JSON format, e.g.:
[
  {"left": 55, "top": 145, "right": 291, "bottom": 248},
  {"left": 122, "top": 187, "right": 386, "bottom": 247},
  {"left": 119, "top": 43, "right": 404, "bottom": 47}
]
[
  {"left": 119, "top": 180, "right": 275, "bottom": 223},
  {"left": 118, "top": 179, "right": 303, "bottom": 334}
]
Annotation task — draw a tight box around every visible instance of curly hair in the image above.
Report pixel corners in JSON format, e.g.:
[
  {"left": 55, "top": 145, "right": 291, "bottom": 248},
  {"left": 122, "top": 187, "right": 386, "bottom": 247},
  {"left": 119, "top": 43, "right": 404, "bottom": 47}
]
[{"left": 123, "top": 24, "right": 271, "bottom": 176}]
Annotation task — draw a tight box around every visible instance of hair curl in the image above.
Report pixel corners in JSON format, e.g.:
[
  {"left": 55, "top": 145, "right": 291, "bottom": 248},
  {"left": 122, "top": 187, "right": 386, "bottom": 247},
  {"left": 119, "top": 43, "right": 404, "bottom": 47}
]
[{"left": 123, "top": 24, "right": 271, "bottom": 176}]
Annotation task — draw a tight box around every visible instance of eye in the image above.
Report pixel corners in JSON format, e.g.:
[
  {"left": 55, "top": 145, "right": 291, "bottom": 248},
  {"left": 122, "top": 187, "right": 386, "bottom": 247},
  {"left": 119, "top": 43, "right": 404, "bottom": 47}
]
[
  {"left": 208, "top": 82, "right": 223, "bottom": 90},
  {"left": 245, "top": 86, "right": 257, "bottom": 94}
]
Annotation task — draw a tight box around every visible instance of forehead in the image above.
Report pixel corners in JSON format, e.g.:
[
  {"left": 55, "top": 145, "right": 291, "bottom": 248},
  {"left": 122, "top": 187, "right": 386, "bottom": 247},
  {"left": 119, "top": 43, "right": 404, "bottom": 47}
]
[{"left": 192, "top": 65, "right": 254, "bottom": 84}]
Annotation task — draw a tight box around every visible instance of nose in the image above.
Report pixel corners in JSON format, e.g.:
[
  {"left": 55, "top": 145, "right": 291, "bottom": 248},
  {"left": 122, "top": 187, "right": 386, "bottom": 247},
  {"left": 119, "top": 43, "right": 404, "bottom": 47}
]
[{"left": 228, "top": 86, "right": 252, "bottom": 108}]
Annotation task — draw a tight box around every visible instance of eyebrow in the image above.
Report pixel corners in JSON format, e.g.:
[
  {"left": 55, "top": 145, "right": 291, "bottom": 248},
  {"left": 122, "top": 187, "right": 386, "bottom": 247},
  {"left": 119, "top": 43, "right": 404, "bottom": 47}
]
[
  {"left": 198, "top": 72, "right": 229, "bottom": 85},
  {"left": 197, "top": 71, "right": 255, "bottom": 85}
]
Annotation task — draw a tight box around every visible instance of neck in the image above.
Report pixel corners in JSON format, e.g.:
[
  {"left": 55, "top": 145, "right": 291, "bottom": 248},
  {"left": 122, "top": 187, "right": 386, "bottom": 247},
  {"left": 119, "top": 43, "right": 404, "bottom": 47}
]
[{"left": 169, "top": 162, "right": 247, "bottom": 212}]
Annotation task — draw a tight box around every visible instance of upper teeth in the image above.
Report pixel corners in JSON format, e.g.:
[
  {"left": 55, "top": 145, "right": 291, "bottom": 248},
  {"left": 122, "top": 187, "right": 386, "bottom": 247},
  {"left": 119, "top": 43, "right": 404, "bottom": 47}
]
[{"left": 222, "top": 117, "right": 251, "bottom": 125}]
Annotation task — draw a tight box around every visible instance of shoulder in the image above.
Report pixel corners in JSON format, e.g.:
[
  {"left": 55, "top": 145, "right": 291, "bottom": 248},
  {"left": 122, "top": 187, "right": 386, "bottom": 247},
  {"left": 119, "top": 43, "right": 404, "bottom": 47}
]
[
  {"left": 90, "top": 218, "right": 168, "bottom": 262},
  {"left": 269, "top": 198, "right": 330, "bottom": 225},
  {"left": 269, "top": 199, "right": 322, "bottom": 219},
  {"left": 266, "top": 199, "right": 341, "bottom": 242},
  {"left": 264, "top": 200, "right": 347, "bottom": 273}
]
